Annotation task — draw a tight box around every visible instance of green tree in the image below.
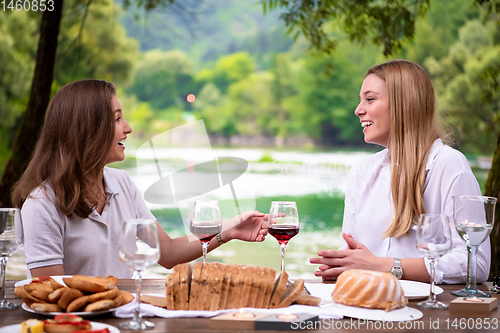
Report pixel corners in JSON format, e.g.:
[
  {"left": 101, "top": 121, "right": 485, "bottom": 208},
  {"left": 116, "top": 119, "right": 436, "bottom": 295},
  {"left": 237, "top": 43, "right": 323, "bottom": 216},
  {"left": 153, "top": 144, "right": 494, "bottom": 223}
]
[
  {"left": 196, "top": 52, "right": 255, "bottom": 93},
  {"left": 54, "top": 0, "right": 138, "bottom": 86},
  {"left": 260, "top": 0, "right": 431, "bottom": 56},
  {"left": 0, "top": 0, "right": 169, "bottom": 208},
  {"left": 426, "top": 20, "right": 499, "bottom": 153},
  {"left": 0, "top": 12, "right": 38, "bottom": 176},
  {"left": 290, "top": 42, "right": 376, "bottom": 146},
  {"left": 127, "top": 49, "right": 195, "bottom": 110}
]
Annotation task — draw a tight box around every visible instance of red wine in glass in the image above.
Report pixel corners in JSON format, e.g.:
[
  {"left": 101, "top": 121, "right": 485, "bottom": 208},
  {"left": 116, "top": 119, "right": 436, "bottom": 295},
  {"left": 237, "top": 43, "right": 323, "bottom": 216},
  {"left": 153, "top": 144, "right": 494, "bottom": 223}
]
[
  {"left": 268, "top": 224, "right": 299, "bottom": 244},
  {"left": 190, "top": 224, "right": 222, "bottom": 242},
  {"left": 190, "top": 200, "right": 222, "bottom": 263},
  {"left": 268, "top": 201, "right": 299, "bottom": 273}
]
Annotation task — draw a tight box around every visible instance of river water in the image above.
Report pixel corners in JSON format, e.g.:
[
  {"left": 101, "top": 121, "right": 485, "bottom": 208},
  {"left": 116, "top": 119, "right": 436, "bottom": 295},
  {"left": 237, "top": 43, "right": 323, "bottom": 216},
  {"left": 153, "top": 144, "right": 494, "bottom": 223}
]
[{"left": 8, "top": 147, "right": 485, "bottom": 280}]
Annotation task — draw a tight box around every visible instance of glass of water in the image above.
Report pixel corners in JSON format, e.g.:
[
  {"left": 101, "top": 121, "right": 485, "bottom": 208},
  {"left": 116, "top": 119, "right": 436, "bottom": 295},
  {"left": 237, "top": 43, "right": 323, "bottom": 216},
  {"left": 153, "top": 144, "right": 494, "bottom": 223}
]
[
  {"left": 0, "top": 208, "right": 24, "bottom": 310},
  {"left": 452, "top": 195, "right": 496, "bottom": 298},
  {"left": 416, "top": 214, "right": 452, "bottom": 309},
  {"left": 118, "top": 219, "right": 160, "bottom": 330}
]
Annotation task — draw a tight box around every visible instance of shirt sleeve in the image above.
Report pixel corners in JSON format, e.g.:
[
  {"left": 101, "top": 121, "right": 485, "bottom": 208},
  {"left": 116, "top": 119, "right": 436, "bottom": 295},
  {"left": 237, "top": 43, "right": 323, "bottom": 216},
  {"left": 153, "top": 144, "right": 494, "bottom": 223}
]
[
  {"left": 430, "top": 169, "right": 490, "bottom": 284},
  {"left": 21, "top": 189, "right": 65, "bottom": 271}
]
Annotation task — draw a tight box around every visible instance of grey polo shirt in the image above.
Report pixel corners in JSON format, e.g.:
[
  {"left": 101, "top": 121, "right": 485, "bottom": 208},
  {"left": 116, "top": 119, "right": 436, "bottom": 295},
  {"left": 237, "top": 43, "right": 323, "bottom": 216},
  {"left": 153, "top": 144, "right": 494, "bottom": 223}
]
[{"left": 21, "top": 167, "right": 156, "bottom": 278}]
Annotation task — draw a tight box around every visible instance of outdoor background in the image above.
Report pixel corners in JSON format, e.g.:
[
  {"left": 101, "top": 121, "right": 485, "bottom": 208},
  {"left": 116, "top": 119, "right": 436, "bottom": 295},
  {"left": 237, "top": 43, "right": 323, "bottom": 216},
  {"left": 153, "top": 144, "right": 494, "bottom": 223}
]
[{"left": 1, "top": 0, "right": 496, "bottom": 280}]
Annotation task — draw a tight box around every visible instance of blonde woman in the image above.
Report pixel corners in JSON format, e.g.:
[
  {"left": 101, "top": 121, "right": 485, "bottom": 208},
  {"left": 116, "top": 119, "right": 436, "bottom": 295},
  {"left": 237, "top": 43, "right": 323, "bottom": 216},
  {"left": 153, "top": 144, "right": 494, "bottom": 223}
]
[
  {"left": 12, "top": 79, "right": 268, "bottom": 278},
  {"left": 310, "top": 60, "right": 489, "bottom": 283}
]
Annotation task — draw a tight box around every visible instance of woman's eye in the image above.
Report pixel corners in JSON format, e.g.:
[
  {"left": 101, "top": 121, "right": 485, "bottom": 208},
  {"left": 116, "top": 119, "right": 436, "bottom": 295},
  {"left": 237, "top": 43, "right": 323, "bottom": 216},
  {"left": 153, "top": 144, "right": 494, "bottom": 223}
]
[{"left": 116, "top": 117, "right": 121, "bottom": 122}]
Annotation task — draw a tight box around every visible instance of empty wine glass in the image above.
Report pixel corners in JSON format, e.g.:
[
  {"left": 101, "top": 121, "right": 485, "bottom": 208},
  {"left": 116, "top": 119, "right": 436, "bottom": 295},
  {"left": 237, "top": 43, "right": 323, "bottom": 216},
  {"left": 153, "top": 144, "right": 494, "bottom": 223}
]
[
  {"left": 415, "top": 214, "right": 452, "bottom": 309},
  {"left": 268, "top": 201, "right": 299, "bottom": 272},
  {"left": 0, "top": 208, "right": 24, "bottom": 310},
  {"left": 118, "top": 219, "right": 160, "bottom": 330},
  {"left": 190, "top": 200, "right": 222, "bottom": 263},
  {"left": 452, "top": 195, "right": 496, "bottom": 298}
]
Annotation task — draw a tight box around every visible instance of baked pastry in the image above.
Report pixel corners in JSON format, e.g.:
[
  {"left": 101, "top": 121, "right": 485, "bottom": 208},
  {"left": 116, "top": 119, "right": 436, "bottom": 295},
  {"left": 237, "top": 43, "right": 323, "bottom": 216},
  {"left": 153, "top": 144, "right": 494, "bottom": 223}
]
[{"left": 331, "top": 269, "right": 407, "bottom": 311}]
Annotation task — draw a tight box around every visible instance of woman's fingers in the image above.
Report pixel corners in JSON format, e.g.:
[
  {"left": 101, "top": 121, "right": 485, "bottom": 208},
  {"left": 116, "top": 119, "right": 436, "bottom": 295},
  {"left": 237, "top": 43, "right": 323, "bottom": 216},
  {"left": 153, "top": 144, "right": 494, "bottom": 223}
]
[
  {"left": 343, "top": 233, "right": 364, "bottom": 249},
  {"left": 310, "top": 256, "right": 346, "bottom": 267},
  {"left": 318, "top": 249, "right": 346, "bottom": 258},
  {"left": 314, "top": 266, "right": 346, "bottom": 280}
]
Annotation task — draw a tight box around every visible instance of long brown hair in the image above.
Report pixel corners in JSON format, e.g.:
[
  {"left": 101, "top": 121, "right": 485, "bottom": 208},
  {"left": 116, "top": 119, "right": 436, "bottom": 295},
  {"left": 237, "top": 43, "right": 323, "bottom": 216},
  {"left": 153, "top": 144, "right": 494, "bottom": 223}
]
[
  {"left": 367, "top": 60, "right": 441, "bottom": 238},
  {"left": 12, "top": 79, "right": 116, "bottom": 218}
]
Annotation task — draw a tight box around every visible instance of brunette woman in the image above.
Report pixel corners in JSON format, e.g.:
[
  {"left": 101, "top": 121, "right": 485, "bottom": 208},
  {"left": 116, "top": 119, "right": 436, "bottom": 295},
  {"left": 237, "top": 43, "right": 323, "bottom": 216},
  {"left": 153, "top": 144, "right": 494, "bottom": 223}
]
[{"left": 13, "top": 79, "right": 267, "bottom": 278}]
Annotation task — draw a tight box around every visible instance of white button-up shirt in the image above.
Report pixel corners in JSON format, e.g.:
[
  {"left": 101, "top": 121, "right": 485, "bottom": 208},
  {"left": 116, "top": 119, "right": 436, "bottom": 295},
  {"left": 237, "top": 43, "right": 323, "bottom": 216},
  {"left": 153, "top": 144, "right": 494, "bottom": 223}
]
[{"left": 340, "top": 139, "right": 490, "bottom": 284}]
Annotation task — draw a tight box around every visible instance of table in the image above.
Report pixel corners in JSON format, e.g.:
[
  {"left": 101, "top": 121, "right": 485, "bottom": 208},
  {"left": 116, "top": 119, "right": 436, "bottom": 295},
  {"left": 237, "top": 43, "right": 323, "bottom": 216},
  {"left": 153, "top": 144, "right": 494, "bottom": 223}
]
[{"left": 2, "top": 279, "right": 499, "bottom": 332}]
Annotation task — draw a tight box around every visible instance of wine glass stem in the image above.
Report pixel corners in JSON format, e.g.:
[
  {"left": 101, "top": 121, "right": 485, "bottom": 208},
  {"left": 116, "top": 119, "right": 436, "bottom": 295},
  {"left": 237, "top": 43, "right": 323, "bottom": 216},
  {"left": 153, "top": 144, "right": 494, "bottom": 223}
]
[
  {"left": 201, "top": 241, "right": 209, "bottom": 264},
  {"left": 280, "top": 242, "right": 287, "bottom": 272},
  {"left": 133, "top": 270, "right": 143, "bottom": 324},
  {"left": 428, "top": 258, "right": 438, "bottom": 304},
  {"left": 466, "top": 245, "right": 479, "bottom": 295},
  {"left": 0, "top": 257, "right": 6, "bottom": 302}
]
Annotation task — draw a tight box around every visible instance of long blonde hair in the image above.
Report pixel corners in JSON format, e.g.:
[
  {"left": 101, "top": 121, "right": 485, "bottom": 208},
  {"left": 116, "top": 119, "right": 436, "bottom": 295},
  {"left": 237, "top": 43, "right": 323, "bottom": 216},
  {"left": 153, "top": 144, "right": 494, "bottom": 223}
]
[
  {"left": 12, "top": 79, "right": 116, "bottom": 218},
  {"left": 367, "top": 60, "right": 440, "bottom": 238}
]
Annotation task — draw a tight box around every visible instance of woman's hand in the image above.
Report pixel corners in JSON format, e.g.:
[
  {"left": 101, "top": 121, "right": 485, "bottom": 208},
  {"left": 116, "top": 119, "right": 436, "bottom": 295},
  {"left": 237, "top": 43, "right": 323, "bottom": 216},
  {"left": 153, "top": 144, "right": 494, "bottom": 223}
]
[
  {"left": 309, "top": 233, "right": 392, "bottom": 280},
  {"left": 222, "top": 210, "right": 268, "bottom": 242}
]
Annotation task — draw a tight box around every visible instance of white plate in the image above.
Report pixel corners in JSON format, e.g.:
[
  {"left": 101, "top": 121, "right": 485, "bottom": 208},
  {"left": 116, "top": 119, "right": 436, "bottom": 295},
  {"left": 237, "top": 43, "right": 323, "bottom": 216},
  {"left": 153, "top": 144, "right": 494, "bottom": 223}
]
[
  {"left": 17, "top": 275, "right": 131, "bottom": 317},
  {"left": 305, "top": 280, "right": 444, "bottom": 301},
  {"left": 0, "top": 322, "right": 119, "bottom": 333},
  {"left": 15, "top": 275, "right": 72, "bottom": 287},
  {"left": 327, "top": 303, "right": 423, "bottom": 321},
  {"left": 21, "top": 302, "right": 119, "bottom": 317},
  {"left": 400, "top": 280, "right": 443, "bottom": 300}
]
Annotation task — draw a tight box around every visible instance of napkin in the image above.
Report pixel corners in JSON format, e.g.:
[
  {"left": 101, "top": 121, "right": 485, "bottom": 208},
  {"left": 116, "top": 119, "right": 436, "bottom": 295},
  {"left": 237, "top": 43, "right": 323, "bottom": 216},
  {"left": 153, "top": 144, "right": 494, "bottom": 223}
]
[{"left": 114, "top": 294, "right": 343, "bottom": 320}]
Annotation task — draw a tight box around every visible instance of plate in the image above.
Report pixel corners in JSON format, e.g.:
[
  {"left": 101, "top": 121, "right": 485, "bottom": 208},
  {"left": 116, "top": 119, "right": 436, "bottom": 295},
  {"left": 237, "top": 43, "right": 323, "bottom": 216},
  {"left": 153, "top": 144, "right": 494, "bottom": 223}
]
[
  {"left": 0, "top": 322, "right": 119, "bottom": 333},
  {"left": 326, "top": 303, "right": 423, "bottom": 321},
  {"left": 305, "top": 280, "right": 444, "bottom": 302},
  {"left": 400, "top": 280, "right": 443, "bottom": 300},
  {"left": 15, "top": 275, "right": 72, "bottom": 288},
  {"left": 17, "top": 275, "right": 132, "bottom": 317},
  {"left": 22, "top": 302, "right": 119, "bottom": 317}
]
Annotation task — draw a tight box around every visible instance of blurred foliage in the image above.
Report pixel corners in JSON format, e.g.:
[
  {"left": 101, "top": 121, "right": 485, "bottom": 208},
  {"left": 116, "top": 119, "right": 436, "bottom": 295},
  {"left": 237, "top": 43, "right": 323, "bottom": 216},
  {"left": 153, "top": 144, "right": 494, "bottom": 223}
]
[
  {"left": 54, "top": 0, "right": 139, "bottom": 87},
  {"left": 127, "top": 49, "right": 196, "bottom": 109},
  {"left": 122, "top": 0, "right": 294, "bottom": 65},
  {"left": 0, "top": 0, "right": 139, "bottom": 177},
  {"left": 1, "top": 0, "right": 499, "bottom": 180},
  {"left": 426, "top": 20, "right": 500, "bottom": 153},
  {"left": 259, "top": 0, "right": 431, "bottom": 56},
  {"left": 0, "top": 12, "right": 38, "bottom": 176}
]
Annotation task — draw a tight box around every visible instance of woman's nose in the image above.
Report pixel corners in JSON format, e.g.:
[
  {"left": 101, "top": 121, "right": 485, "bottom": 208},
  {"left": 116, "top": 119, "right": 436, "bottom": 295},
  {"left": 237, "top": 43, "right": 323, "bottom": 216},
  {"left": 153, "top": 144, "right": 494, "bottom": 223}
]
[
  {"left": 354, "top": 103, "right": 364, "bottom": 116},
  {"left": 124, "top": 119, "right": 132, "bottom": 134}
]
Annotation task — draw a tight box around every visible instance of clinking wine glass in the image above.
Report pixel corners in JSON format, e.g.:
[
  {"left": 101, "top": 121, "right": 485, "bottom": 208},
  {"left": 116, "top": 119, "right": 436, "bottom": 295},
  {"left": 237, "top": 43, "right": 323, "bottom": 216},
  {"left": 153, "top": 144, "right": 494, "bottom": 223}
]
[
  {"left": 452, "top": 195, "right": 496, "bottom": 298},
  {"left": 0, "top": 208, "right": 24, "bottom": 310},
  {"left": 415, "top": 214, "right": 452, "bottom": 309},
  {"left": 190, "top": 200, "right": 222, "bottom": 264},
  {"left": 118, "top": 219, "right": 160, "bottom": 330},
  {"left": 268, "top": 201, "right": 299, "bottom": 272}
]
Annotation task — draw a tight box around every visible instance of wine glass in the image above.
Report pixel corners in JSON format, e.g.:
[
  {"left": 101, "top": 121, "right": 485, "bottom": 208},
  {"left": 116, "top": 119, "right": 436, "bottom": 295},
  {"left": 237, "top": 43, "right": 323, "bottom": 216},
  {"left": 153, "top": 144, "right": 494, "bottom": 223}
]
[
  {"left": 190, "top": 200, "right": 222, "bottom": 263},
  {"left": 118, "top": 219, "right": 160, "bottom": 330},
  {"left": 452, "top": 195, "right": 496, "bottom": 298},
  {"left": 415, "top": 214, "right": 452, "bottom": 309},
  {"left": 268, "top": 201, "right": 299, "bottom": 272},
  {"left": 0, "top": 208, "right": 23, "bottom": 311}
]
